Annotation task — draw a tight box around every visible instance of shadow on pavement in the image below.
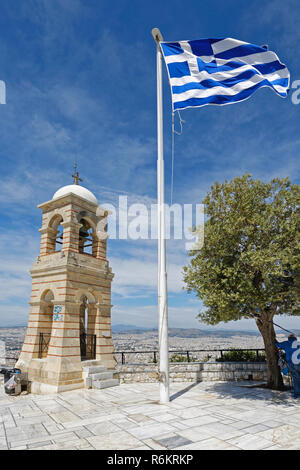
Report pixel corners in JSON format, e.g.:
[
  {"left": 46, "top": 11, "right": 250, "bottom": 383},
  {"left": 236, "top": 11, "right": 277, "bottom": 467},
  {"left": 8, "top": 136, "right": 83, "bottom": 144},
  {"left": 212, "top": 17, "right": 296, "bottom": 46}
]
[
  {"left": 170, "top": 382, "right": 199, "bottom": 401},
  {"left": 198, "top": 381, "right": 297, "bottom": 407}
]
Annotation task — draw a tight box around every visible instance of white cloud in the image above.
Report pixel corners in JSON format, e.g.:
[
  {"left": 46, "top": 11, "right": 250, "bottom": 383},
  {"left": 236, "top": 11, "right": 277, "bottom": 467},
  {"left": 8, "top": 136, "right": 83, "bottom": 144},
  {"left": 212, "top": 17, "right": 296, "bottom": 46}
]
[
  {"left": 111, "top": 304, "right": 199, "bottom": 329},
  {"left": 110, "top": 257, "right": 184, "bottom": 298}
]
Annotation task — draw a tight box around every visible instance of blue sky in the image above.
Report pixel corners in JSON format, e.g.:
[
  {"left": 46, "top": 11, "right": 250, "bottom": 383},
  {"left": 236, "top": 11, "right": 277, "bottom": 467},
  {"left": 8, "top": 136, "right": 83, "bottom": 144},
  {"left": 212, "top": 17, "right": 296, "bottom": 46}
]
[{"left": 0, "top": 0, "right": 299, "bottom": 331}]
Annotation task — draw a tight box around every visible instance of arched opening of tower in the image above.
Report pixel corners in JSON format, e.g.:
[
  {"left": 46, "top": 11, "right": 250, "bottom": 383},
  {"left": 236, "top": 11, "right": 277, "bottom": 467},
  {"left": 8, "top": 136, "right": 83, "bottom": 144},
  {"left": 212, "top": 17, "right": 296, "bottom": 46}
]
[
  {"left": 39, "top": 289, "right": 54, "bottom": 358},
  {"left": 79, "top": 295, "right": 96, "bottom": 360},
  {"left": 79, "top": 219, "right": 94, "bottom": 256},
  {"left": 47, "top": 214, "right": 64, "bottom": 253},
  {"left": 55, "top": 222, "right": 63, "bottom": 252}
]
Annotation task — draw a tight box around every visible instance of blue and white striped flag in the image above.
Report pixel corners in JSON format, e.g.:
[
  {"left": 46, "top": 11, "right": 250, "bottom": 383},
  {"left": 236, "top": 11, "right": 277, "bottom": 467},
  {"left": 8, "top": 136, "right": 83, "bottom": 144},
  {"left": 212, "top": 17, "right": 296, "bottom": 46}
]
[{"left": 160, "top": 38, "right": 290, "bottom": 111}]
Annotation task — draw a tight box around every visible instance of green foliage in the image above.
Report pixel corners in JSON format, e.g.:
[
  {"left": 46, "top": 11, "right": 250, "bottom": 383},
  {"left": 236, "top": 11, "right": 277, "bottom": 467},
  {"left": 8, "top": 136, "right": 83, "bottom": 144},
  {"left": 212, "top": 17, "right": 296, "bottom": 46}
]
[
  {"left": 183, "top": 174, "right": 300, "bottom": 324},
  {"left": 202, "top": 354, "right": 212, "bottom": 362},
  {"left": 216, "top": 349, "right": 266, "bottom": 363},
  {"left": 169, "top": 353, "right": 197, "bottom": 363}
]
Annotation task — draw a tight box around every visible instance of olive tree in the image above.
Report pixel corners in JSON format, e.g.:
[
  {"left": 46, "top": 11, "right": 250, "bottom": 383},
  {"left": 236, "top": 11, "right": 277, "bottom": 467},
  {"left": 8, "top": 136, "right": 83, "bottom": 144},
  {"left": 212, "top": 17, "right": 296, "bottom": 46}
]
[{"left": 184, "top": 174, "right": 300, "bottom": 390}]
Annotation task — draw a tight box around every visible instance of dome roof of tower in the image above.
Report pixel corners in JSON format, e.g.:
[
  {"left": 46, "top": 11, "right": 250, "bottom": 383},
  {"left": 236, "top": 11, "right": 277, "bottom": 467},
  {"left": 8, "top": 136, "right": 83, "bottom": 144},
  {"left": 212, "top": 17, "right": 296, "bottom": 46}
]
[{"left": 52, "top": 185, "right": 98, "bottom": 205}]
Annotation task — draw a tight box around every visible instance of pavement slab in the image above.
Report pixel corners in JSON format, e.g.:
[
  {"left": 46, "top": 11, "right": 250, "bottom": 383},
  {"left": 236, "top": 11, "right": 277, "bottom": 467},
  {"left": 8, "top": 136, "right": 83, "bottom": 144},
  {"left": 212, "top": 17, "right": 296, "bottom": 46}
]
[
  {"left": 154, "top": 434, "right": 193, "bottom": 449},
  {"left": 0, "top": 381, "right": 299, "bottom": 450}
]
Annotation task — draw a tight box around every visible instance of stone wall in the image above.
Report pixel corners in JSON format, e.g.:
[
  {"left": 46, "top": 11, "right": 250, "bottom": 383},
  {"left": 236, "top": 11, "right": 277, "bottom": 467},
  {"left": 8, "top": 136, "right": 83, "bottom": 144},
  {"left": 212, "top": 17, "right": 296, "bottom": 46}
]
[{"left": 117, "top": 362, "right": 268, "bottom": 383}]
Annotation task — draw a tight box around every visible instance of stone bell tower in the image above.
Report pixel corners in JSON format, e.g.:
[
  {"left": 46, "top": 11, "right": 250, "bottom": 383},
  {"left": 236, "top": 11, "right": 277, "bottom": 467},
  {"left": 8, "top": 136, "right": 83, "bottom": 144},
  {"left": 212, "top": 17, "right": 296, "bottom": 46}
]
[{"left": 16, "top": 169, "right": 116, "bottom": 394}]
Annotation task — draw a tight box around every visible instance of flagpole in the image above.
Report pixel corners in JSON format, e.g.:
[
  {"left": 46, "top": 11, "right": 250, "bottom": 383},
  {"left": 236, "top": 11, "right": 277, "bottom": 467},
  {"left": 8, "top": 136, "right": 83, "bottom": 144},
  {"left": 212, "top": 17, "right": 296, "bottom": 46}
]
[{"left": 151, "top": 27, "right": 169, "bottom": 403}]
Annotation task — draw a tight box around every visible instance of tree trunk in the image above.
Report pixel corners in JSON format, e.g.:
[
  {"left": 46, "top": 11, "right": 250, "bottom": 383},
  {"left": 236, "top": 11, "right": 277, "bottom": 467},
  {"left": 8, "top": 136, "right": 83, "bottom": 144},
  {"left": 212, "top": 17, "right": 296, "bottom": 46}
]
[{"left": 256, "top": 311, "right": 284, "bottom": 391}]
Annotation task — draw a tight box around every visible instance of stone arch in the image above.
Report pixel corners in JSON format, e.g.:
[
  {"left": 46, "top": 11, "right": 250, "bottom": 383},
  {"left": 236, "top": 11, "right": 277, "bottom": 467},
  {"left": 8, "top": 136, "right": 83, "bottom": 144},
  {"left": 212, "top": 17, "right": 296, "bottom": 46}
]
[
  {"left": 75, "top": 289, "right": 97, "bottom": 304},
  {"left": 47, "top": 214, "right": 64, "bottom": 253},
  {"left": 41, "top": 289, "right": 55, "bottom": 302},
  {"left": 37, "top": 284, "right": 59, "bottom": 301},
  {"left": 76, "top": 211, "right": 98, "bottom": 228},
  {"left": 76, "top": 212, "right": 98, "bottom": 256},
  {"left": 48, "top": 213, "right": 64, "bottom": 230}
]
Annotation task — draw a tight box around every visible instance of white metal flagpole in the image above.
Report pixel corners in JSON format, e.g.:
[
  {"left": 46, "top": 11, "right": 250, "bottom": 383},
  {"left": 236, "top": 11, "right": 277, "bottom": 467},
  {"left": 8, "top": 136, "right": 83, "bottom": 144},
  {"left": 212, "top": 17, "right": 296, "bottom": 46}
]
[{"left": 151, "top": 27, "right": 169, "bottom": 403}]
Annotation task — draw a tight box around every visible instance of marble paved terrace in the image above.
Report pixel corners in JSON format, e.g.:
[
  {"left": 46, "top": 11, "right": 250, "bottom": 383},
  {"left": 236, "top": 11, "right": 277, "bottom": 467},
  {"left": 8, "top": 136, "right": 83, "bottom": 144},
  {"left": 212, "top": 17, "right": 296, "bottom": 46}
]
[{"left": 0, "top": 380, "right": 300, "bottom": 450}]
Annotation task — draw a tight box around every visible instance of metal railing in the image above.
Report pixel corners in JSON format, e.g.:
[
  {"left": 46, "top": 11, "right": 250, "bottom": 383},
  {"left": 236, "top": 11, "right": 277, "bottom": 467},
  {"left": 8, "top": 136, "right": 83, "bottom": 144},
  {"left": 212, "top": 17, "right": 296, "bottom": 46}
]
[
  {"left": 38, "top": 332, "right": 97, "bottom": 360},
  {"left": 38, "top": 332, "right": 51, "bottom": 358},
  {"left": 114, "top": 348, "right": 266, "bottom": 365},
  {"left": 4, "top": 347, "right": 266, "bottom": 366},
  {"left": 0, "top": 356, "right": 20, "bottom": 367}
]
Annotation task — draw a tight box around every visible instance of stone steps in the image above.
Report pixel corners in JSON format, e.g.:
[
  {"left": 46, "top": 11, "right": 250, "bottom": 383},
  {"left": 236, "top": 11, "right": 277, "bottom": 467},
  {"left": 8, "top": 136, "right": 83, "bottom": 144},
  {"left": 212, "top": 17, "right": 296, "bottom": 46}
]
[
  {"left": 82, "top": 365, "right": 106, "bottom": 375},
  {"left": 92, "top": 378, "right": 119, "bottom": 389},
  {"left": 90, "top": 371, "right": 113, "bottom": 381},
  {"left": 82, "top": 363, "right": 119, "bottom": 390}
]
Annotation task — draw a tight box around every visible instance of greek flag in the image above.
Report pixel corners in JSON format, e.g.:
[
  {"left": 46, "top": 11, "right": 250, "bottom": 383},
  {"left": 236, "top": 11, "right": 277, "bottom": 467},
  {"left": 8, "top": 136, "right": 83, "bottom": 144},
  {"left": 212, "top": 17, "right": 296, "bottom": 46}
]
[{"left": 160, "top": 38, "right": 290, "bottom": 111}]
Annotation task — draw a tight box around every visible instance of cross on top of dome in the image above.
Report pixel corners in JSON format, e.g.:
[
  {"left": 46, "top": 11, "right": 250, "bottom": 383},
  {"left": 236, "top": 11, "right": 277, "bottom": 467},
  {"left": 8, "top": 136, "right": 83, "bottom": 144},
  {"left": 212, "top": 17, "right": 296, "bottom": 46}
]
[{"left": 72, "top": 162, "right": 83, "bottom": 185}]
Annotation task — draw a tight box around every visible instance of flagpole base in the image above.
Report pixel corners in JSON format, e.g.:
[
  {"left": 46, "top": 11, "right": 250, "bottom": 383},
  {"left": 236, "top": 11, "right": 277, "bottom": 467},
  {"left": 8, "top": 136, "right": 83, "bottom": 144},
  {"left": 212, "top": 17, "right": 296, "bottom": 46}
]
[{"left": 159, "top": 383, "right": 170, "bottom": 404}]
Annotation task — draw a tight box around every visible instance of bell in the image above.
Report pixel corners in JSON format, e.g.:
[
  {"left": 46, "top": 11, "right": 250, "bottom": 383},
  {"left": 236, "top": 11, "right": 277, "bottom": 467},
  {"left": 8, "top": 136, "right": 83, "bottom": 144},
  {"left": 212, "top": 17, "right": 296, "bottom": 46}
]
[
  {"left": 79, "top": 227, "right": 89, "bottom": 238},
  {"left": 79, "top": 221, "right": 90, "bottom": 238}
]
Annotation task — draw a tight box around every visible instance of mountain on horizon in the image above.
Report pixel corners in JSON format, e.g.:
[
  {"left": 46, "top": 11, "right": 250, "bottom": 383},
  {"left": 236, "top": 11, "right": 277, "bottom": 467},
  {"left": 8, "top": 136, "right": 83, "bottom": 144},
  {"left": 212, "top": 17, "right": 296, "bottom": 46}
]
[
  {"left": 0, "top": 324, "right": 298, "bottom": 338},
  {"left": 111, "top": 324, "right": 300, "bottom": 337},
  {"left": 111, "top": 324, "right": 154, "bottom": 333},
  {"left": 111, "top": 324, "right": 261, "bottom": 337}
]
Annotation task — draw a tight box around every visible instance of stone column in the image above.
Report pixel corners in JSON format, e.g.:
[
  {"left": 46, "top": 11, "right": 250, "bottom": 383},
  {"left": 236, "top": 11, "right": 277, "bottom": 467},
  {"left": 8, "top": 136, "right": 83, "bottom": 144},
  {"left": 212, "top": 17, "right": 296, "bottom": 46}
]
[
  {"left": 94, "top": 302, "right": 116, "bottom": 369},
  {"left": 39, "top": 227, "right": 57, "bottom": 255},
  {"left": 37, "top": 300, "right": 84, "bottom": 393},
  {"left": 16, "top": 300, "right": 45, "bottom": 369},
  {"left": 94, "top": 229, "right": 108, "bottom": 260},
  {"left": 61, "top": 220, "right": 81, "bottom": 254}
]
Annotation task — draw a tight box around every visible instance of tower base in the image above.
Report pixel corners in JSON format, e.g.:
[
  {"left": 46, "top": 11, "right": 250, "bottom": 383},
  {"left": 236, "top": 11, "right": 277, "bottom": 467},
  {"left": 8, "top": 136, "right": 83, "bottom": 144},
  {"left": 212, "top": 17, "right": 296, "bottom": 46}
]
[
  {"left": 16, "top": 357, "right": 85, "bottom": 395},
  {"left": 29, "top": 380, "right": 84, "bottom": 395}
]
